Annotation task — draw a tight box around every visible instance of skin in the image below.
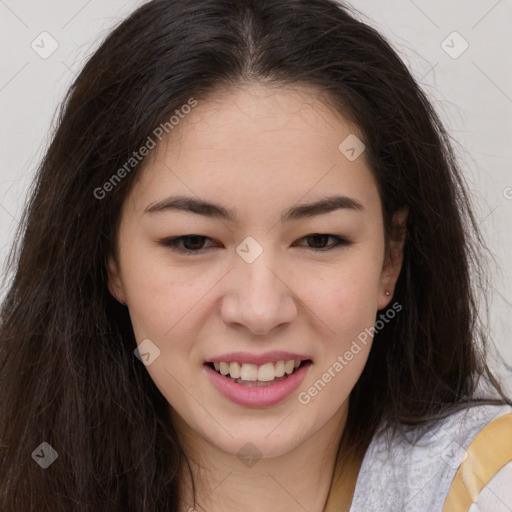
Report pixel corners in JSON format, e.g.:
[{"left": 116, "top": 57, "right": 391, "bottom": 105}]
[{"left": 107, "top": 83, "right": 407, "bottom": 512}]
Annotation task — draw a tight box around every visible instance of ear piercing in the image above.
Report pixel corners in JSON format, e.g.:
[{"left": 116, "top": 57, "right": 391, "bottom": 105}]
[{"left": 385, "top": 290, "right": 391, "bottom": 296}]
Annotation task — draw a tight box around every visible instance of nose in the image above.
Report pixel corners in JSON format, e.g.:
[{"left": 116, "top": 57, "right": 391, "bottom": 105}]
[{"left": 220, "top": 250, "right": 298, "bottom": 336}]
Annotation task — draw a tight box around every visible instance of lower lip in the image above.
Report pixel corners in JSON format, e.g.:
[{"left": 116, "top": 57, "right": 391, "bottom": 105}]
[{"left": 204, "top": 362, "right": 312, "bottom": 407}]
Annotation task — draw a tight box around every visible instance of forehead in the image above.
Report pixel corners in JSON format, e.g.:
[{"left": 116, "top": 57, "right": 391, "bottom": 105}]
[{"left": 127, "top": 83, "right": 380, "bottom": 219}]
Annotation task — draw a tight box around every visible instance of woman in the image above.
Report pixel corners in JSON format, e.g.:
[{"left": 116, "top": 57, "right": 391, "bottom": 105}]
[{"left": 0, "top": 0, "right": 511, "bottom": 510}]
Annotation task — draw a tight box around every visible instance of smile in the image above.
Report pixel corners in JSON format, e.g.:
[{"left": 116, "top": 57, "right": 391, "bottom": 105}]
[
  {"left": 204, "top": 358, "right": 313, "bottom": 407},
  {"left": 208, "top": 359, "right": 309, "bottom": 385}
]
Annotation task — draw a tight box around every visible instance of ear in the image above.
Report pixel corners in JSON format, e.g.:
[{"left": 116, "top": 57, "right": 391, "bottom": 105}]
[
  {"left": 106, "top": 253, "right": 127, "bottom": 305},
  {"left": 377, "top": 207, "right": 408, "bottom": 310}
]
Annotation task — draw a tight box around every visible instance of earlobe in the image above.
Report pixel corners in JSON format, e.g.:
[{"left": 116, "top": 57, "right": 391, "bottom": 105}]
[
  {"left": 106, "top": 254, "right": 127, "bottom": 305},
  {"left": 378, "top": 207, "right": 408, "bottom": 309}
]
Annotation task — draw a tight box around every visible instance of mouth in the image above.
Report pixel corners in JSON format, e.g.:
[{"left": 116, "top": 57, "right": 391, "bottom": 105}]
[{"left": 204, "top": 359, "right": 312, "bottom": 387}]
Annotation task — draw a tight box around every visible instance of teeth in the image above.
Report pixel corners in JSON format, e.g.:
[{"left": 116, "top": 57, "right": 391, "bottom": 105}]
[
  {"left": 257, "top": 362, "right": 276, "bottom": 382},
  {"left": 229, "top": 361, "right": 241, "bottom": 379},
  {"left": 211, "top": 359, "right": 306, "bottom": 382},
  {"left": 284, "top": 360, "right": 295, "bottom": 375},
  {"left": 274, "top": 360, "right": 285, "bottom": 377},
  {"left": 240, "top": 363, "right": 258, "bottom": 381}
]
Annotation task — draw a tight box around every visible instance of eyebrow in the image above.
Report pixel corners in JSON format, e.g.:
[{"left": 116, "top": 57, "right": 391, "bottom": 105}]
[{"left": 144, "top": 194, "right": 364, "bottom": 223}]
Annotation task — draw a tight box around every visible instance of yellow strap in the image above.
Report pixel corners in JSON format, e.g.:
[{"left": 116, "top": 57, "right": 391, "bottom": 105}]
[{"left": 442, "top": 413, "right": 512, "bottom": 512}]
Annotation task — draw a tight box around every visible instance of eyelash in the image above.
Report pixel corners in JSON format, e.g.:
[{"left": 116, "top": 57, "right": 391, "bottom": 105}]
[{"left": 159, "top": 234, "right": 352, "bottom": 255}]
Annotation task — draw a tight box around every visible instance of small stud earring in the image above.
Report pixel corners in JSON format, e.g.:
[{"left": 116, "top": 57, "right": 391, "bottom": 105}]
[{"left": 385, "top": 290, "right": 391, "bottom": 296}]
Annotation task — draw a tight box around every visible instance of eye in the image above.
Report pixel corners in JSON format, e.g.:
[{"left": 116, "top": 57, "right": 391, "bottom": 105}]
[
  {"left": 159, "top": 235, "right": 217, "bottom": 254},
  {"left": 159, "top": 233, "right": 351, "bottom": 255},
  {"left": 293, "top": 233, "right": 352, "bottom": 251}
]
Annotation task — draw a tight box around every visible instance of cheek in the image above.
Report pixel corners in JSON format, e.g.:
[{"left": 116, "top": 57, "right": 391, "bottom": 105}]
[
  {"left": 305, "top": 253, "right": 383, "bottom": 332},
  {"left": 127, "top": 277, "right": 207, "bottom": 344},
  {"left": 298, "top": 272, "right": 377, "bottom": 410},
  {"left": 118, "top": 248, "right": 204, "bottom": 347}
]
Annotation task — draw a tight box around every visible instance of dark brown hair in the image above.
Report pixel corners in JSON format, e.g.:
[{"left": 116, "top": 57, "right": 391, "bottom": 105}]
[{"left": 1, "top": 0, "right": 509, "bottom": 510}]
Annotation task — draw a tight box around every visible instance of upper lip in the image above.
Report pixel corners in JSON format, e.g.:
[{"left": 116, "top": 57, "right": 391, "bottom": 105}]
[{"left": 205, "top": 351, "right": 312, "bottom": 365}]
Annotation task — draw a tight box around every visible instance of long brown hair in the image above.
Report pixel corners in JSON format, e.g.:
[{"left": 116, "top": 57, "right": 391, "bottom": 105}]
[{"left": 1, "top": 0, "right": 509, "bottom": 510}]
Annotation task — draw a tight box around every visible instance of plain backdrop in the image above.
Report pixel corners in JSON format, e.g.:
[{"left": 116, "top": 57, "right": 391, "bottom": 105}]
[{"left": 0, "top": 0, "right": 511, "bottom": 391}]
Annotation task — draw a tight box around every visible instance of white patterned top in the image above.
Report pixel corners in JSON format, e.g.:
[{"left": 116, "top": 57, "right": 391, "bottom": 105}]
[{"left": 348, "top": 403, "right": 512, "bottom": 512}]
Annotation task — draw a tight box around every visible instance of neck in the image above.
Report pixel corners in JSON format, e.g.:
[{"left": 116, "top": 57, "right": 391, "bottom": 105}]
[{"left": 176, "top": 407, "right": 350, "bottom": 512}]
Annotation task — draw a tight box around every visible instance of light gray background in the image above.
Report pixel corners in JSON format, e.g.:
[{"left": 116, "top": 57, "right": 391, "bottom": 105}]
[{"left": 1, "top": 0, "right": 511, "bottom": 390}]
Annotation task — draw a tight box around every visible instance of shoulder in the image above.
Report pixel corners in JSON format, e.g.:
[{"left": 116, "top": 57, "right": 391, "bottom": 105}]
[
  {"left": 349, "top": 403, "right": 512, "bottom": 512},
  {"left": 443, "top": 407, "right": 512, "bottom": 511}
]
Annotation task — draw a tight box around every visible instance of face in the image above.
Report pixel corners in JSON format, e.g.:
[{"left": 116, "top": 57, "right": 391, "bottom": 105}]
[{"left": 108, "top": 83, "right": 406, "bottom": 460}]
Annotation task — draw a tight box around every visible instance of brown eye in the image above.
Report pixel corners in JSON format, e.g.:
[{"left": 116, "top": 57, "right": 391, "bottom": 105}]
[
  {"left": 305, "top": 234, "right": 331, "bottom": 249},
  {"left": 160, "top": 235, "right": 217, "bottom": 254},
  {"left": 295, "top": 234, "right": 352, "bottom": 251}
]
